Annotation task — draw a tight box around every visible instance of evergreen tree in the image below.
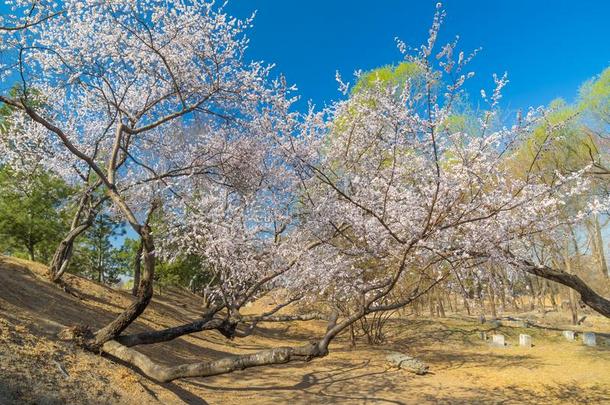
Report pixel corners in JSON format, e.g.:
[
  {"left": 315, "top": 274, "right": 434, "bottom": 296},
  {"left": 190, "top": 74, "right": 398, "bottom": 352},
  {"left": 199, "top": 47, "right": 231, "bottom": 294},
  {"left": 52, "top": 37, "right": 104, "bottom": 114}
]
[{"left": 0, "top": 166, "right": 72, "bottom": 262}]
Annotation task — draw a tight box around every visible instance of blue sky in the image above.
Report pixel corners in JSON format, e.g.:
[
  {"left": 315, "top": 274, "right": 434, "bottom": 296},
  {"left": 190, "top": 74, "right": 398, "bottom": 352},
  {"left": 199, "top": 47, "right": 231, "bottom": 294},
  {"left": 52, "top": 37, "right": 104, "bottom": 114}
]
[
  {"left": 2, "top": 1, "right": 607, "bottom": 111},
  {"left": 226, "top": 0, "right": 610, "bottom": 112}
]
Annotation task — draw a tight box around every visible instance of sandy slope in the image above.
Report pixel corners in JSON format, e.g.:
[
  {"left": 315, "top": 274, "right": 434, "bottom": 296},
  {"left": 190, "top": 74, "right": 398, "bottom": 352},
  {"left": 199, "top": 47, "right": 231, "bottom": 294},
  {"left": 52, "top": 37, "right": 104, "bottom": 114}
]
[{"left": 0, "top": 256, "right": 609, "bottom": 404}]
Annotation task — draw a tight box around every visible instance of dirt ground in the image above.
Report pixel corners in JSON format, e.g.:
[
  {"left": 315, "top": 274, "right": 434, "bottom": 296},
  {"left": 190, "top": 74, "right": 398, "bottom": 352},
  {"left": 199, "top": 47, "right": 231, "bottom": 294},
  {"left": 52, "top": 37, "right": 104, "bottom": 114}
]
[{"left": 0, "top": 256, "right": 609, "bottom": 404}]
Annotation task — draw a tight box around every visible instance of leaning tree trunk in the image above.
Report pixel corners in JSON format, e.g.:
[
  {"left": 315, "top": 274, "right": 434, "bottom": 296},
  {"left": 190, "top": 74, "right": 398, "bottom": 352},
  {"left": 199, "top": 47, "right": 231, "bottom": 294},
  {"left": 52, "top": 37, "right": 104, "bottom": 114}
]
[
  {"left": 97, "top": 274, "right": 435, "bottom": 383},
  {"left": 519, "top": 259, "right": 610, "bottom": 319},
  {"left": 49, "top": 192, "right": 96, "bottom": 283},
  {"left": 49, "top": 223, "right": 91, "bottom": 282},
  {"left": 89, "top": 226, "right": 155, "bottom": 348},
  {"left": 102, "top": 339, "right": 326, "bottom": 383}
]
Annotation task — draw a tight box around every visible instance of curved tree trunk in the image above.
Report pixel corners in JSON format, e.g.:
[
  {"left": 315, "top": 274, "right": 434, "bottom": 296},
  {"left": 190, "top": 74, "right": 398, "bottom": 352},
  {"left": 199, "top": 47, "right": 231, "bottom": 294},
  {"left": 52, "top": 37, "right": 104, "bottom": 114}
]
[
  {"left": 521, "top": 261, "right": 610, "bottom": 318},
  {"left": 90, "top": 226, "right": 155, "bottom": 348},
  {"left": 95, "top": 276, "right": 434, "bottom": 382},
  {"left": 49, "top": 190, "right": 100, "bottom": 283},
  {"left": 49, "top": 222, "right": 91, "bottom": 282},
  {"left": 102, "top": 339, "right": 325, "bottom": 383}
]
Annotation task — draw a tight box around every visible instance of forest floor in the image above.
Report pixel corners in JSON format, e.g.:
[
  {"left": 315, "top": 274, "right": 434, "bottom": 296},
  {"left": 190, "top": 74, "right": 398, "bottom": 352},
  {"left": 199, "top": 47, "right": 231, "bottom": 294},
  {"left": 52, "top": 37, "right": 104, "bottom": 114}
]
[{"left": 0, "top": 256, "right": 609, "bottom": 404}]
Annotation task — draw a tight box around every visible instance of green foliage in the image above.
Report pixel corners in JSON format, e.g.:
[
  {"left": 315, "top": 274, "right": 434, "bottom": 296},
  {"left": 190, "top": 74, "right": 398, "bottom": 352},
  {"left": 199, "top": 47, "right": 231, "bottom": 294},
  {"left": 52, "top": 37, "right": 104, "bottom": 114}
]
[
  {"left": 351, "top": 62, "right": 424, "bottom": 95},
  {"left": 508, "top": 98, "right": 597, "bottom": 183},
  {"left": 578, "top": 66, "right": 610, "bottom": 122},
  {"left": 155, "top": 255, "right": 213, "bottom": 293},
  {"left": 0, "top": 166, "right": 72, "bottom": 262},
  {"left": 69, "top": 213, "right": 127, "bottom": 285}
]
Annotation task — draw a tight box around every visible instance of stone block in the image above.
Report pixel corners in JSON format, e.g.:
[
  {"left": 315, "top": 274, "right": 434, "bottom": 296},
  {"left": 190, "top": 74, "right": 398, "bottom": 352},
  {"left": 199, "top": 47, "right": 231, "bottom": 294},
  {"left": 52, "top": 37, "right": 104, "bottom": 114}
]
[
  {"left": 385, "top": 352, "right": 429, "bottom": 375},
  {"left": 519, "top": 334, "right": 532, "bottom": 348},
  {"left": 583, "top": 332, "right": 596, "bottom": 347},
  {"left": 491, "top": 334, "right": 505, "bottom": 347},
  {"left": 562, "top": 330, "right": 575, "bottom": 341}
]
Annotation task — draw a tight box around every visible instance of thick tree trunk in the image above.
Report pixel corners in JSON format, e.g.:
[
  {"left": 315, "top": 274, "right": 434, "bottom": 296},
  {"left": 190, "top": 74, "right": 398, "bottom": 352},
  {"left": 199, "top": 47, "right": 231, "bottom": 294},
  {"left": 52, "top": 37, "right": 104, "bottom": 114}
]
[
  {"left": 102, "top": 339, "right": 325, "bottom": 383},
  {"left": 90, "top": 227, "right": 155, "bottom": 348},
  {"left": 521, "top": 260, "right": 610, "bottom": 319},
  {"left": 131, "top": 241, "right": 143, "bottom": 296},
  {"left": 97, "top": 279, "right": 430, "bottom": 383}
]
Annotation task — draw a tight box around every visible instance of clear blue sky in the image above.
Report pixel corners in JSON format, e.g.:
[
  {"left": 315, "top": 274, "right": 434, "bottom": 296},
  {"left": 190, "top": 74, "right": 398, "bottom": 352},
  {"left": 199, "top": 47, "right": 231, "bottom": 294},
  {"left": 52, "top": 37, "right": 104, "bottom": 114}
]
[
  {"left": 2, "top": 1, "right": 608, "bottom": 110},
  {"left": 226, "top": 0, "right": 610, "bottom": 112}
]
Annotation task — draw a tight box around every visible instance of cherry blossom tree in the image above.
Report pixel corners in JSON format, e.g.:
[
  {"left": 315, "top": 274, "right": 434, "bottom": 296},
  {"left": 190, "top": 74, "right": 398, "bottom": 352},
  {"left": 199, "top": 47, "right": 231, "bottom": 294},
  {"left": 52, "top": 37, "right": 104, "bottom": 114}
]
[
  {"left": 0, "top": 0, "right": 296, "bottom": 350},
  {"left": 2, "top": 0, "right": 609, "bottom": 383},
  {"left": 103, "top": 4, "right": 610, "bottom": 382}
]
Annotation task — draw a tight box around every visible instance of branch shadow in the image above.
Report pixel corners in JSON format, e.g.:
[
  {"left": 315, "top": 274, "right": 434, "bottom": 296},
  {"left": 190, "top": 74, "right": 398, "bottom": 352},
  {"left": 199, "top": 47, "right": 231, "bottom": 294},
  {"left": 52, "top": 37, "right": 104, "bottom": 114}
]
[{"left": 183, "top": 360, "right": 408, "bottom": 404}]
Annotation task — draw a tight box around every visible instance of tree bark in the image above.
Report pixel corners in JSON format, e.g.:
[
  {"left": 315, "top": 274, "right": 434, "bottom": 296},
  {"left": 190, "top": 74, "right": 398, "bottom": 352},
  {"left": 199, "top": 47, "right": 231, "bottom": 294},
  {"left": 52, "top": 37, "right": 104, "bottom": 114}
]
[
  {"left": 102, "top": 339, "right": 325, "bottom": 383},
  {"left": 49, "top": 189, "right": 101, "bottom": 283},
  {"left": 49, "top": 224, "right": 88, "bottom": 282},
  {"left": 117, "top": 315, "right": 223, "bottom": 347},
  {"left": 97, "top": 279, "right": 431, "bottom": 382},
  {"left": 591, "top": 214, "right": 609, "bottom": 278},
  {"left": 90, "top": 226, "right": 155, "bottom": 348},
  {"left": 521, "top": 261, "right": 610, "bottom": 319},
  {"left": 131, "top": 241, "right": 143, "bottom": 296}
]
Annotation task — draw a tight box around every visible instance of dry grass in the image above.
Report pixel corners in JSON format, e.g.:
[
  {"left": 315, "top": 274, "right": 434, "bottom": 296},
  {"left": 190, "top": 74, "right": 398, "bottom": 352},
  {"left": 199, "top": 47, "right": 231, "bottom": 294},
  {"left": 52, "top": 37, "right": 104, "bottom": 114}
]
[{"left": 0, "top": 255, "right": 609, "bottom": 404}]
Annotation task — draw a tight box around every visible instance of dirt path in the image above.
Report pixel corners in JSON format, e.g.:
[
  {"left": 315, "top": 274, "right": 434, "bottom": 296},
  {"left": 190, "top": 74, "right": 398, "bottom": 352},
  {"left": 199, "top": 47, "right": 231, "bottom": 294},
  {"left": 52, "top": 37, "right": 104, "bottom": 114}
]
[{"left": 1, "top": 256, "right": 609, "bottom": 404}]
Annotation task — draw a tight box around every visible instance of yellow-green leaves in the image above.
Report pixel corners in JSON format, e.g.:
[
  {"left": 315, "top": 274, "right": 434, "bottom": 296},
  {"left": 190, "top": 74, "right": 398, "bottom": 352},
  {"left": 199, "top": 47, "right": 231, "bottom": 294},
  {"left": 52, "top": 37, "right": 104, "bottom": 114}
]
[
  {"left": 509, "top": 98, "right": 594, "bottom": 182},
  {"left": 351, "top": 62, "right": 424, "bottom": 95},
  {"left": 579, "top": 66, "right": 610, "bottom": 121}
]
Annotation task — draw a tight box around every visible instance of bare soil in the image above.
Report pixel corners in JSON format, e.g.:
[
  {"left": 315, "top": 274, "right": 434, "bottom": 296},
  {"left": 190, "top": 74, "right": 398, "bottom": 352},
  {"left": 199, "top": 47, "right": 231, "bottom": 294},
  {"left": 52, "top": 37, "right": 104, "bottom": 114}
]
[{"left": 0, "top": 256, "right": 609, "bottom": 404}]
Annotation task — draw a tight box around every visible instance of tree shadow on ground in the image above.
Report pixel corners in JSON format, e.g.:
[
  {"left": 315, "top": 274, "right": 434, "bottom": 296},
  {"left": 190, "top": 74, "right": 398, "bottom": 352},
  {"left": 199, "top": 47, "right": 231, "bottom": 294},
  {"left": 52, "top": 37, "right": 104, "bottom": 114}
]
[
  {"left": 182, "top": 360, "right": 408, "bottom": 405},
  {"left": 418, "top": 381, "right": 610, "bottom": 404}
]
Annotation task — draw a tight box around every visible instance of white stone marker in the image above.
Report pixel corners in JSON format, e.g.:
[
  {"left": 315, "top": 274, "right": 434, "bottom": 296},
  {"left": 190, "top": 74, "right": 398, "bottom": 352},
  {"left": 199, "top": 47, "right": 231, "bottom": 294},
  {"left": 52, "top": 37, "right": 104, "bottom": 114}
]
[
  {"left": 519, "top": 334, "right": 532, "bottom": 348},
  {"left": 563, "top": 330, "right": 575, "bottom": 341},
  {"left": 491, "top": 334, "right": 505, "bottom": 347},
  {"left": 582, "top": 332, "right": 596, "bottom": 347}
]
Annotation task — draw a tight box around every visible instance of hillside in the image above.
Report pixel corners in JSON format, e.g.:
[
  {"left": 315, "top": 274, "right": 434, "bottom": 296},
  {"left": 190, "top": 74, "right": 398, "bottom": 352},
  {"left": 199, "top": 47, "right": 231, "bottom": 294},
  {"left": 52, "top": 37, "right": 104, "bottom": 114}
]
[{"left": 1, "top": 256, "right": 609, "bottom": 404}]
